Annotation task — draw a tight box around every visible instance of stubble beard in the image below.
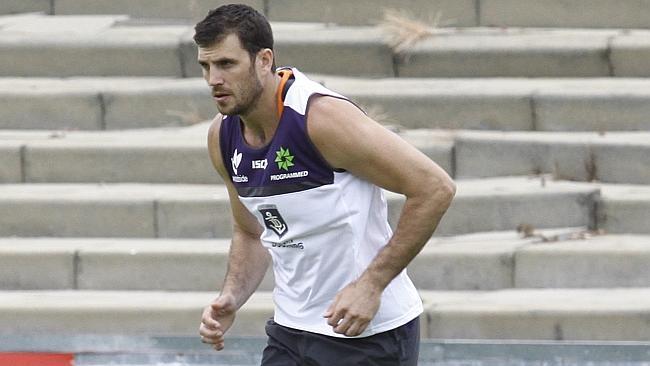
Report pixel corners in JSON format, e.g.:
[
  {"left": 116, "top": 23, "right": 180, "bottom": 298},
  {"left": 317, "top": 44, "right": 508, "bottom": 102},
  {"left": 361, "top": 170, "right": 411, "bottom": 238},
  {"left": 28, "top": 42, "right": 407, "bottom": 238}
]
[{"left": 218, "top": 65, "right": 264, "bottom": 117}]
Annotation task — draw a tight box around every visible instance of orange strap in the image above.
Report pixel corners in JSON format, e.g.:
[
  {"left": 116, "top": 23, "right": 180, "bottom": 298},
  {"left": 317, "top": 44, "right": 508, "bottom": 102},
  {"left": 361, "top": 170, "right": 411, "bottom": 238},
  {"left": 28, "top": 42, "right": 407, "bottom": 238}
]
[{"left": 275, "top": 69, "right": 293, "bottom": 118}]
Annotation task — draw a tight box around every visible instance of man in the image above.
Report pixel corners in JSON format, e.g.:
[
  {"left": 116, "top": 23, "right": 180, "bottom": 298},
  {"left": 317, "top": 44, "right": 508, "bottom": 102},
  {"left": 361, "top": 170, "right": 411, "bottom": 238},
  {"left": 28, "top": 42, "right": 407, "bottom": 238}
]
[{"left": 196, "top": 4, "right": 455, "bottom": 365}]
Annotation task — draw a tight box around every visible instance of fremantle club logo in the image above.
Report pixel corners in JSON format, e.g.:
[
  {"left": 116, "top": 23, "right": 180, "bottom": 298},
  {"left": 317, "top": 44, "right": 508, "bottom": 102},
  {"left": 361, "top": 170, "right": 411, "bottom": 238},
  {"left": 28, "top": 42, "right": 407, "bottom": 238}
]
[{"left": 258, "top": 204, "right": 288, "bottom": 238}]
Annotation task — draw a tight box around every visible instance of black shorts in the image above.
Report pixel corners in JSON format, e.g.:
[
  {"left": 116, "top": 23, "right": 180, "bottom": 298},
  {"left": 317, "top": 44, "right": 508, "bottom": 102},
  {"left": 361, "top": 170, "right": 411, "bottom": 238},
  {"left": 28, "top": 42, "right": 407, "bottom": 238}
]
[{"left": 260, "top": 317, "right": 420, "bottom": 366}]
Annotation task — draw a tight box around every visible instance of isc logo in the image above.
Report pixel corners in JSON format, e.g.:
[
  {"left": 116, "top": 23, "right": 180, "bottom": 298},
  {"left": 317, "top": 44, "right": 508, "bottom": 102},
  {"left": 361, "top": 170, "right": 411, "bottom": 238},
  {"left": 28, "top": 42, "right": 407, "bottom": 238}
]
[{"left": 252, "top": 159, "right": 268, "bottom": 169}]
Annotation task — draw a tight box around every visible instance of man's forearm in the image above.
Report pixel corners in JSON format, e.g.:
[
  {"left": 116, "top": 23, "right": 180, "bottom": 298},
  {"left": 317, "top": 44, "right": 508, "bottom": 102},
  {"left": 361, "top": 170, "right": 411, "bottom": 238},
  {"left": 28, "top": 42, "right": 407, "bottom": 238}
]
[
  {"left": 221, "top": 230, "right": 270, "bottom": 309},
  {"left": 359, "top": 186, "right": 455, "bottom": 291}
]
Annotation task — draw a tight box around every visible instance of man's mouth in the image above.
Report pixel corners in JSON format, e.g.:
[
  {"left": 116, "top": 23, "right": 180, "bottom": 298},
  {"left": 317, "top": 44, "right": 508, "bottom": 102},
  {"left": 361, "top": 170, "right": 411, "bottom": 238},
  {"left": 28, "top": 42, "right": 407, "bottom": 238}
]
[{"left": 212, "top": 92, "right": 231, "bottom": 102}]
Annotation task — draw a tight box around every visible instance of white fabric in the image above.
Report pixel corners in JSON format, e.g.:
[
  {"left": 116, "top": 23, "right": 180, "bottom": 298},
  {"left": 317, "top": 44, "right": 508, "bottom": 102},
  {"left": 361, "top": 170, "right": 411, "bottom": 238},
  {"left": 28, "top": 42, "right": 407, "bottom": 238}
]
[{"left": 238, "top": 68, "right": 423, "bottom": 338}]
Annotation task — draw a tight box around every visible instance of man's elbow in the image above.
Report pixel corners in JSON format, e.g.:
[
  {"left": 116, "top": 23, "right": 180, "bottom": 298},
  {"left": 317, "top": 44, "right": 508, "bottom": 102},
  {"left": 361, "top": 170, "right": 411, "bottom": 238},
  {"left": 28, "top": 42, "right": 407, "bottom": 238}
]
[
  {"left": 428, "top": 173, "right": 456, "bottom": 211},
  {"left": 403, "top": 163, "right": 456, "bottom": 210},
  {"left": 439, "top": 179, "right": 457, "bottom": 208}
]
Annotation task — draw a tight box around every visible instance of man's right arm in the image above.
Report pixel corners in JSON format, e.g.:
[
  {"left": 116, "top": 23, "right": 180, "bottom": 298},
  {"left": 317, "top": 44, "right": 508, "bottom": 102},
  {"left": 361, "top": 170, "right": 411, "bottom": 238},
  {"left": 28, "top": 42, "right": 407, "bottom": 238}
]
[{"left": 199, "top": 115, "right": 271, "bottom": 351}]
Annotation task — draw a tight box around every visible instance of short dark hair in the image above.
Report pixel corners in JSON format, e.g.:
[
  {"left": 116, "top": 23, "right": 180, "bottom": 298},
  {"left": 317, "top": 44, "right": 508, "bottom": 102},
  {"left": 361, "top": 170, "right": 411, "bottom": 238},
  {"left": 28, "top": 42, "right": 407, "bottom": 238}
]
[{"left": 194, "top": 4, "right": 274, "bottom": 66}]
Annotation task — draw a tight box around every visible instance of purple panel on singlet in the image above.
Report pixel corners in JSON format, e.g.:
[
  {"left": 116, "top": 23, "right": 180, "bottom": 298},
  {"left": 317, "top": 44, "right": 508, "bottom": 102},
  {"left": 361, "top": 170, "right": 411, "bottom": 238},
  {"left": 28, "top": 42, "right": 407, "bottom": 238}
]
[{"left": 219, "top": 106, "right": 335, "bottom": 197}]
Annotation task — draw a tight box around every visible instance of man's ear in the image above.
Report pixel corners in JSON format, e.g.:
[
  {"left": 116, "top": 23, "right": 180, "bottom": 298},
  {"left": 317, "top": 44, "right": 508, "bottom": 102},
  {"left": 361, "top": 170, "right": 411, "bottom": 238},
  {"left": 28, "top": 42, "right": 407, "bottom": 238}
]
[{"left": 258, "top": 48, "right": 274, "bottom": 73}]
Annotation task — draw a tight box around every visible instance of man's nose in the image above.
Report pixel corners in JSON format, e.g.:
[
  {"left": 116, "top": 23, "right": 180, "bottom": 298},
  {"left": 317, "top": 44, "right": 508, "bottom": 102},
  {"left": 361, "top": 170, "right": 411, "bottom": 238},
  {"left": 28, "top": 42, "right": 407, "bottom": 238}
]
[{"left": 207, "top": 68, "right": 224, "bottom": 86}]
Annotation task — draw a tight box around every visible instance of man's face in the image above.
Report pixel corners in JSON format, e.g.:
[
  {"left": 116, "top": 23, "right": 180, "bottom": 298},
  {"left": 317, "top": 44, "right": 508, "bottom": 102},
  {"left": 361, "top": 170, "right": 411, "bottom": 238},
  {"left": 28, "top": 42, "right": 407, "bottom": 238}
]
[{"left": 198, "top": 33, "right": 263, "bottom": 116}]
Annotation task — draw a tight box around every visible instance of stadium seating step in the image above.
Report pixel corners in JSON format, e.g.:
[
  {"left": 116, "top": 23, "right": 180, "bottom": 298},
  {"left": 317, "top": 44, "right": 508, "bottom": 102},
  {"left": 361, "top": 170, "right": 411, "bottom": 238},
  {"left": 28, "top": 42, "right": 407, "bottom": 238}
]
[
  {"left": 3, "top": 14, "right": 650, "bottom": 78},
  {"left": 0, "top": 124, "right": 452, "bottom": 184},
  {"left": 454, "top": 130, "right": 650, "bottom": 184},
  {"left": 5, "top": 77, "right": 650, "bottom": 131},
  {"left": 0, "top": 177, "right": 604, "bottom": 238},
  {"left": 2, "top": 289, "right": 650, "bottom": 341},
  {"left": 4, "top": 0, "right": 650, "bottom": 29},
  {"left": 2, "top": 125, "right": 649, "bottom": 185},
  {"left": 1, "top": 231, "right": 648, "bottom": 292}
]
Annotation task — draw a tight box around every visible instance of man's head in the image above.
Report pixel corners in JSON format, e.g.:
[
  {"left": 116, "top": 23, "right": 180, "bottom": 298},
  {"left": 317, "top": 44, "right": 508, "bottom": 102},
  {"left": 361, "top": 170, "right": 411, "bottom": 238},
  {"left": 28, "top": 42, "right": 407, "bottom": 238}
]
[
  {"left": 194, "top": 4, "right": 275, "bottom": 69},
  {"left": 194, "top": 4, "right": 276, "bottom": 116}
]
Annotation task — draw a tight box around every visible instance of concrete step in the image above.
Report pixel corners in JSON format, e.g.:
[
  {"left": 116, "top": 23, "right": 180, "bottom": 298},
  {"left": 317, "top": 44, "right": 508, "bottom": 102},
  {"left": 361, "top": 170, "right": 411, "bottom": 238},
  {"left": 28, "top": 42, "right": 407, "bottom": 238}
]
[
  {"left": 51, "top": 0, "right": 262, "bottom": 21},
  {"left": 0, "top": 1, "right": 51, "bottom": 15},
  {"left": 424, "top": 231, "right": 650, "bottom": 290},
  {"left": 454, "top": 131, "right": 650, "bottom": 184},
  {"left": 429, "top": 177, "right": 600, "bottom": 236},
  {"left": 597, "top": 183, "right": 650, "bottom": 235},
  {"left": 0, "top": 77, "right": 211, "bottom": 130},
  {"left": 396, "top": 28, "right": 615, "bottom": 78},
  {"left": 195, "top": 77, "right": 650, "bottom": 131},
  {"left": 3, "top": 14, "right": 650, "bottom": 78},
  {"left": 5, "top": 0, "right": 650, "bottom": 29},
  {"left": 0, "top": 290, "right": 272, "bottom": 336},
  {"left": 0, "top": 14, "right": 189, "bottom": 78},
  {"left": 0, "top": 14, "right": 400, "bottom": 78},
  {"left": 0, "top": 184, "right": 231, "bottom": 238},
  {"left": 0, "top": 0, "right": 263, "bottom": 22},
  {"left": 237, "top": 26, "right": 650, "bottom": 78},
  {"left": 480, "top": 0, "right": 650, "bottom": 29},
  {"left": 3, "top": 126, "right": 648, "bottom": 185},
  {"left": 0, "top": 125, "right": 219, "bottom": 185},
  {"left": 3, "top": 289, "right": 650, "bottom": 340},
  {"left": 0, "top": 238, "right": 272, "bottom": 292},
  {"left": 513, "top": 234, "right": 650, "bottom": 289},
  {"left": 2, "top": 231, "right": 648, "bottom": 292},
  {"left": 48, "top": 0, "right": 473, "bottom": 27},
  {"left": 421, "top": 288, "right": 650, "bottom": 341},
  {"left": 0, "top": 125, "right": 453, "bottom": 184},
  {"left": 5, "top": 77, "right": 650, "bottom": 131},
  {"left": 0, "top": 177, "right": 600, "bottom": 238}
]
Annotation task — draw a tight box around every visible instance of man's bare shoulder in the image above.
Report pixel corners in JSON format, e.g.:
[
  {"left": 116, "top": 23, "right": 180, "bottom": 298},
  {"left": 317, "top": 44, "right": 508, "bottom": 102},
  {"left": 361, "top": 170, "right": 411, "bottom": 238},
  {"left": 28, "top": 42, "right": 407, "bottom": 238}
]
[
  {"left": 306, "top": 95, "right": 367, "bottom": 144},
  {"left": 308, "top": 95, "right": 358, "bottom": 121},
  {"left": 207, "top": 113, "right": 227, "bottom": 175}
]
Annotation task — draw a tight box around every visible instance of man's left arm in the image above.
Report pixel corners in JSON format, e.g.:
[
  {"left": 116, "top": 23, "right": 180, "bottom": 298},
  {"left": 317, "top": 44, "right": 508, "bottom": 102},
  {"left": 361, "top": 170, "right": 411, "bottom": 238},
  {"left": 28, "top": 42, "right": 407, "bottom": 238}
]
[{"left": 307, "top": 96, "right": 456, "bottom": 337}]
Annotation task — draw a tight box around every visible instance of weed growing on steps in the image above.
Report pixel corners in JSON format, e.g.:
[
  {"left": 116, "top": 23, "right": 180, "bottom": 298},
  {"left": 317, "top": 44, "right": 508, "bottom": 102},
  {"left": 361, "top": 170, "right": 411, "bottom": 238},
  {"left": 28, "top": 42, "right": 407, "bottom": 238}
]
[
  {"left": 378, "top": 8, "right": 454, "bottom": 56},
  {"left": 166, "top": 102, "right": 208, "bottom": 126},
  {"left": 517, "top": 224, "right": 605, "bottom": 243}
]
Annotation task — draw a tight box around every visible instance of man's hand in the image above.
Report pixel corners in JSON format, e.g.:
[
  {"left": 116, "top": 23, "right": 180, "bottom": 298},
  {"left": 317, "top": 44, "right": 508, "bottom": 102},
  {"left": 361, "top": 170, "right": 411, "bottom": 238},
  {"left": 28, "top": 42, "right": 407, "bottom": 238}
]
[
  {"left": 323, "top": 280, "right": 382, "bottom": 337},
  {"left": 199, "top": 294, "right": 237, "bottom": 351}
]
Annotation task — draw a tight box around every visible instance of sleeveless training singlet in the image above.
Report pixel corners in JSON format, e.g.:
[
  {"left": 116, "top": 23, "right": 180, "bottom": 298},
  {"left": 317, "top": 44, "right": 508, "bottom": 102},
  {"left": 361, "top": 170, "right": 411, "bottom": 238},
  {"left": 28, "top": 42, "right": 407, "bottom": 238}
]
[{"left": 219, "top": 67, "right": 422, "bottom": 338}]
